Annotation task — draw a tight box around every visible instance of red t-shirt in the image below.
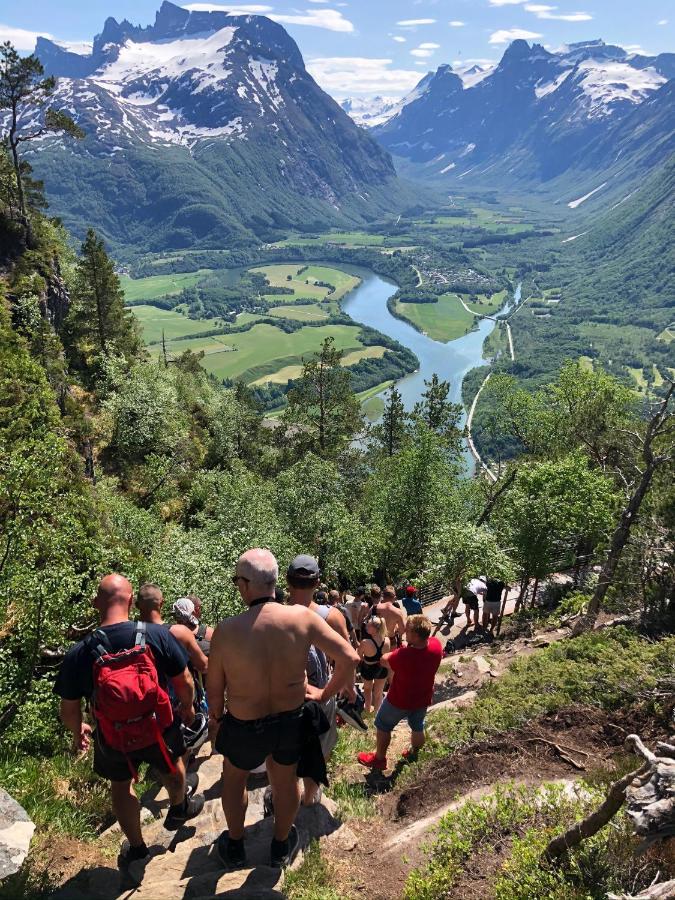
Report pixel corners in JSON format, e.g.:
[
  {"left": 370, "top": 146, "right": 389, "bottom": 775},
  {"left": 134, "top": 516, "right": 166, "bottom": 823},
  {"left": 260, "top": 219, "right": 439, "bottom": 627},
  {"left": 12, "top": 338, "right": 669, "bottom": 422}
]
[{"left": 386, "top": 637, "right": 443, "bottom": 710}]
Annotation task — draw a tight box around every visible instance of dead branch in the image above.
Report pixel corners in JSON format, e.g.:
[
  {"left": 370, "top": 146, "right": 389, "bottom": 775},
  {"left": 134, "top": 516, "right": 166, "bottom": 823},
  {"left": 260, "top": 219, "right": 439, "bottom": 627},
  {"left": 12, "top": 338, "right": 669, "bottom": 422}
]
[
  {"left": 607, "top": 879, "right": 675, "bottom": 899},
  {"left": 525, "top": 736, "right": 589, "bottom": 769}
]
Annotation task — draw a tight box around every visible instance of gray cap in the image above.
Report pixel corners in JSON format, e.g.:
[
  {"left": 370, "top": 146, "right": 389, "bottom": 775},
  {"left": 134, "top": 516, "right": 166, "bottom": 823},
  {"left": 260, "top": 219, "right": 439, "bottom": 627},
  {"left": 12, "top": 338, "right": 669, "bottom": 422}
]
[{"left": 287, "top": 554, "right": 321, "bottom": 578}]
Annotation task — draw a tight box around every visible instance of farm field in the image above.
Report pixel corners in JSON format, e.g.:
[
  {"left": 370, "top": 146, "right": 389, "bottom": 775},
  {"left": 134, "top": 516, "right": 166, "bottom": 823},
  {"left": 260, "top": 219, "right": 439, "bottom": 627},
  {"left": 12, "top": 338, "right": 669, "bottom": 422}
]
[
  {"left": 131, "top": 305, "right": 222, "bottom": 343},
  {"left": 250, "top": 345, "right": 387, "bottom": 386},
  {"left": 268, "top": 305, "right": 329, "bottom": 322},
  {"left": 394, "top": 293, "right": 476, "bottom": 343},
  {"left": 462, "top": 289, "right": 509, "bottom": 316},
  {"left": 251, "top": 263, "right": 360, "bottom": 304},
  {"left": 270, "top": 231, "right": 385, "bottom": 248},
  {"left": 120, "top": 269, "right": 213, "bottom": 302},
  {"left": 156, "top": 322, "right": 364, "bottom": 383}
]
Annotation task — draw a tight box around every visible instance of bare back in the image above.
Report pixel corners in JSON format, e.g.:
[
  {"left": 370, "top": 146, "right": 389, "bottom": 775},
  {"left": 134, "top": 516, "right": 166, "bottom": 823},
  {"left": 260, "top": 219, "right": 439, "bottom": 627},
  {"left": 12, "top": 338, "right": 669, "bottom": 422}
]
[
  {"left": 377, "top": 601, "right": 407, "bottom": 638},
  {"left": 212, "top": 603, "right": 316, "bottom": 719}
]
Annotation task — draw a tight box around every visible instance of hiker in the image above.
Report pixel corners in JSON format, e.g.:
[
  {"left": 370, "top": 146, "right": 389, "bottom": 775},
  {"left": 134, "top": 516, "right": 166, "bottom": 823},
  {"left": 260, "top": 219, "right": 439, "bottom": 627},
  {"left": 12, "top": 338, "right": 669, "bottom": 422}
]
[
  {"left": 358, "top": 615, "right": 390, "bottom": 714},
  {"left": 462, "top": 576, "right": 487, "bottom": 628},
  {"left": 173, "top": 594, "right": 214, "bottom": 657},
  {"left": 402, "top": 584, "right": 423, "bottom": 616},
  {"left": 374, "top": 585, "right": 407, "bottom": 648},
  {"left": 207, "top": 549, "right": 358, "bottom": 870},
  {"left": 432, "top": 586, "right": 461, "bottom": 636},
  {"left": 328, "top": 588, "right": 356, "bottom": 644},
  {"left": 287, "top": 555, "right": 363, "bottom": 807},
  {"left": 369, "top": 584, "right": 382, "bottom": 610},
  {"left": 137, "top": 584, "right": 209, "bottom": 755},
  {"left": 482, "top": 578, "right": 507, "bottom": 633},
  {"left": 345, "top": 586, "right": 369, "bottom": 640},
  {"left": 358, "top": 614, "right": 442, "bottom": 771},
  {"left": 54, "top": 574, "right": 204, "bottom": 867}
]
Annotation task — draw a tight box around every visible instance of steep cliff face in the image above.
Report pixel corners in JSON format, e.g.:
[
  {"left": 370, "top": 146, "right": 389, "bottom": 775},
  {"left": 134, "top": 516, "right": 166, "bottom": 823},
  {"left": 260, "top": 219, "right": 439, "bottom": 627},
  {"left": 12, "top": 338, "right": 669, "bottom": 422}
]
[{"left": 25, "top": 2, "right": 407, "bottom": 253}]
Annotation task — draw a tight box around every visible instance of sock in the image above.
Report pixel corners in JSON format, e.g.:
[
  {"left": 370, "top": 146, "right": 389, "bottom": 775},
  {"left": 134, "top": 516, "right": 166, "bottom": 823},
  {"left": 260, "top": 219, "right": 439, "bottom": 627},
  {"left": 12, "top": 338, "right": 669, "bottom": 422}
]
[
  {"left": 271, "top": 835, "right": 289, "bottom": 854},
  {"left": 127, "top": 842, "right": 148, "bottom": 861},
  {"left": 227, "top": 836, "right": 244, "bottom": 849}
]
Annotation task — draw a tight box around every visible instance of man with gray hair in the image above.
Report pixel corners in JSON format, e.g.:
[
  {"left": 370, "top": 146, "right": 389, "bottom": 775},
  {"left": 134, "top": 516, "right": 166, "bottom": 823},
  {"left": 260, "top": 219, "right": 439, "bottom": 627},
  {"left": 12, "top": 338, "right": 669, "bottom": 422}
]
[{"left": 207, "top": 548, "right": 358, "bottom": 870}]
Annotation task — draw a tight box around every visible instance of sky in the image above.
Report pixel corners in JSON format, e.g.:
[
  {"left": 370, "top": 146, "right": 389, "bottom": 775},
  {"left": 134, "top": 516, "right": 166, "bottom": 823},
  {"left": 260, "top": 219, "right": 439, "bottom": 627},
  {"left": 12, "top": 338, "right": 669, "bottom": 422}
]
[{"left": 0, "top": 0, "right": 672, "bottom": 99}]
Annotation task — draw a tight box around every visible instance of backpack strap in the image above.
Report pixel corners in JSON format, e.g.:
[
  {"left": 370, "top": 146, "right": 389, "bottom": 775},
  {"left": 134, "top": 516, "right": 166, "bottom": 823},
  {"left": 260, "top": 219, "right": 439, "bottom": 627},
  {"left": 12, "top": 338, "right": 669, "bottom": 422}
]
[
  {"left": 135, "top": 620, "right": 147, "bottom": 649},
  {"left": 84, "top": 628, "right": 113, "bottom": 661},
  {"left": 196, "top": 624, "right": 206, "bottom": 641}
]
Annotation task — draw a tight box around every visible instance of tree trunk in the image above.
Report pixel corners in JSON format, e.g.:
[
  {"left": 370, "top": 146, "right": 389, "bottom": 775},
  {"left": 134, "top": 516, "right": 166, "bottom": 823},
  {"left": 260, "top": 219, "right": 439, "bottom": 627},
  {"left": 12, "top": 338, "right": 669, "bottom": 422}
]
[
  {"left": 530, "top": 577, "right": 539, "bottom": 608},
  {"left": 476, "top": 468, "right": 517, "bottom": 527},
  {"left": 516, "top": 575, "right": 528, "bottom": 611}
]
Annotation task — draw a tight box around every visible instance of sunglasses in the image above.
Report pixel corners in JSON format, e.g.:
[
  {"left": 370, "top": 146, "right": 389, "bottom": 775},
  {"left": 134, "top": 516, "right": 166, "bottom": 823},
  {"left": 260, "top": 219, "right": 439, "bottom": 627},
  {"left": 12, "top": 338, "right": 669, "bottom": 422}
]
[{"left": 231, "top": 574, "right": 251, "bottom": 585}]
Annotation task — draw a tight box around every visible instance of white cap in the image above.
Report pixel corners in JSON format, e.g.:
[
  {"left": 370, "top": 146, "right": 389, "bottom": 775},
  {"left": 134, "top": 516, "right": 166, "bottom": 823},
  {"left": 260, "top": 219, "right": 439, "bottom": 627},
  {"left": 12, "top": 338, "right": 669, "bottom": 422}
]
[{"left": 173, "top": 597, "right": 198, "bottom": 626}]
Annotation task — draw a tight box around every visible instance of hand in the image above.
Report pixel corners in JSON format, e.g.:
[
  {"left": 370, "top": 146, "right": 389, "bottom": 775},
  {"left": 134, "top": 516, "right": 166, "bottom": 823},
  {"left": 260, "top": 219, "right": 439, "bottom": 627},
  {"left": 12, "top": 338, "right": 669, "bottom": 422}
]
[
  {"left": 305, "top": 684, "right": 324, "bottom": 702},
  {"left": 73, "top": 723, "right": 92, "bottom": 754},
  {"left": 342, "top": 684, "right": 356, "bottom": 703}
]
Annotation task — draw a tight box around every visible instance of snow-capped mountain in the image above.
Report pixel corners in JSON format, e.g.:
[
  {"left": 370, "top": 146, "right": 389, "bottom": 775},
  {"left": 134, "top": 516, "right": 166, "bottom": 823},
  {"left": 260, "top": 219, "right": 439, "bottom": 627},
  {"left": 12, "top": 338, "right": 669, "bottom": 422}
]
[
  {"left": 339, "top": 96, "right": 399, "bottom": 128},
  {"left": 25, "top": 1, "right": 409, "bottom": 252},
  {"left": 374, "top": 39, "right": 674, "bottom": 184}
]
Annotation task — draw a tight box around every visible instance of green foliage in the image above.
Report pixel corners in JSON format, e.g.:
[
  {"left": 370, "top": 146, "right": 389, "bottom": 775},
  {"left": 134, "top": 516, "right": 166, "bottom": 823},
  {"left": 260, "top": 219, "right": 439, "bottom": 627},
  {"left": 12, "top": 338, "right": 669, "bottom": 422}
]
[
  {"left": 425, "top": 522, "right": 516, "bottom": 594},
  {"left": 283, "top": 841, "right": 341, "bottom": 900}
]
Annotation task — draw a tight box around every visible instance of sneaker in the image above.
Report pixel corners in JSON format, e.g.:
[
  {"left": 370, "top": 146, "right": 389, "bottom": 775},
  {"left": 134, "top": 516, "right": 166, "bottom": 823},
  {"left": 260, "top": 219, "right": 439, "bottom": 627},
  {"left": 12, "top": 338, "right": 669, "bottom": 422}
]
[
  {"left": 357, "top": 751, "right": 386, "bottom": 771},
  {"left": 216, "top": 831, "right": 247, "bottom": 870},
  {"left": 164, "top": 793, "right": 205, "bottom": 830},
  {"left": 185, "top": 772, "right": 199, "bottom": 798},
  {"left": 263, "top": 785, "right": 274, "bottom": 819},
  {"left": 270, "top": 824, "right": 300, "bottom": 869},
  {"left": 117, "top": 841, "right": 149, "bottom": 869},
  {"left": 336, "top": 697, "right": 368, "bottom": 732},
  {"left": 401, "top": 748, "right": 418, "bottom": 760}
]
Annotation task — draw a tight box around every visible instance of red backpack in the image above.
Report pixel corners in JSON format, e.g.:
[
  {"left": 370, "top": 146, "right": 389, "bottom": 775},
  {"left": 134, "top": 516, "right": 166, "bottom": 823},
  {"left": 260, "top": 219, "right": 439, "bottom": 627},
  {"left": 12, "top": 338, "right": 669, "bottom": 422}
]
[{"left": 86, "top": 621, "right": 176, "bottom": 780}]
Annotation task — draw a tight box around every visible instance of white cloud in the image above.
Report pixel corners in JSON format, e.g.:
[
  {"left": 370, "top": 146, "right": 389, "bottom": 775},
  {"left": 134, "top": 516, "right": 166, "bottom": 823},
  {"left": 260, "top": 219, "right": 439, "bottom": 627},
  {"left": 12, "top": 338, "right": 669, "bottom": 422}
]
[
  {"left": 306, "top": 56, "right": 423, "bottom": 97},
  {"left": 488, "top": 0, "right": 527, "bottom": 5},
  {"left": 396, "top": 18, "right": 437, "bottom": 26},
  {"left": 411, "top": 48, "right": 434, "bottom": 57},
  {"left": 307, "top": 0, "right": 330, "bottom": 3},
  {"left": 489, "top": 27, "right": 543, "bottom": 44},
  {"left": 392, "top": 35, "right": 406, "bottom": 42},
  {"left": 524, "top": 4, "right": 592, "bottom": 21},
  {"left": 0, "top": 24, "right": 53, "bottom": 50},
  {"left": 184, "top": 3, "right": 353, "bottom": 30},
  {"left": 183, "top": 3, "right": 273, "bottom": 11},
  {"left": 449, "top": 20, "right": 465, "bottom": 27},
  {"left": 657, "top": 19, "right": 668, "bottom": 25},
  {"left": 270, "top": 8, "right": 354, "bottom": 31},
  {"left": 418, "top": 42, "right": 440, "bottom": 49}
]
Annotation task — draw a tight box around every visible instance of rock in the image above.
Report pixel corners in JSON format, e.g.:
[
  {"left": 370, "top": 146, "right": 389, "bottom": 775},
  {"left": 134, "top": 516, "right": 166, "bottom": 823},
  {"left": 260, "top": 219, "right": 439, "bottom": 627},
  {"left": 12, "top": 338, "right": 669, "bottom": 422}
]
[
  {"left": 473, "top": 655, "right": 492, "bottom": 675},
  {"left": 324, "top": 824, "right": 358, "bottom": 852},
  {"left": 0, "top": 788, "right": 35, "bottom": 881},
  {"left": 428, "top": 691, "right": 477, "bottom": 713}
]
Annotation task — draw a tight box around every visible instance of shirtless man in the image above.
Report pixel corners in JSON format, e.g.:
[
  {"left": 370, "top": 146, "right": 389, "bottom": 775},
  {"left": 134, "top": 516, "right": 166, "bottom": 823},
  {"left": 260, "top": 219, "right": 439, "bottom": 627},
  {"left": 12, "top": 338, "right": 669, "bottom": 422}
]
[
  {"left": 207, "top": 549, "right": 358, "bottom": 870},
  {"left": 136, "top": 584, "right": 208, "bottom": 677},
  {"left": 375, "top": 586, "right": 407, "bottom": 647}
]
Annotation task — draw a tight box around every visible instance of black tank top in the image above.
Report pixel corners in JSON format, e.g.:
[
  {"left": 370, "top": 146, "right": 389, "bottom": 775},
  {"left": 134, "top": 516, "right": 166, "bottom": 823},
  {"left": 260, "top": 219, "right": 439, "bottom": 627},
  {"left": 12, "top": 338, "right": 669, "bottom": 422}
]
[{"left": 362, "top": 637, "right": 384, "bottom": 664}]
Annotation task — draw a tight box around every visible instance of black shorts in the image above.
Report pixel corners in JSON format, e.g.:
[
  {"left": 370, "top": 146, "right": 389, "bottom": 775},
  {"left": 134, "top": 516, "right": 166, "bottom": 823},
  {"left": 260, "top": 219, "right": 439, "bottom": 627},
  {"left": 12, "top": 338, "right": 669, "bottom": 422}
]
[
  {"left": 463, "top": 594, "right": 479, "bottom": 610},
  {"left": 93, "top": 720, "right": 185, "bottom": 783},
  {"left": 215, "top": 706, "right": 304, "bottom": 771},
  {"left": 360, "top": 662, "right": 387, "bottom": 681}
]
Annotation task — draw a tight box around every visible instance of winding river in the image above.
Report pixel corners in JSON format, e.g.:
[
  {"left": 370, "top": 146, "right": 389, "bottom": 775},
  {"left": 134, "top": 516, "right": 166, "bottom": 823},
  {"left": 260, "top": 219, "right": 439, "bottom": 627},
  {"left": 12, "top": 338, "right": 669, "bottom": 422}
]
[{"left": 341, "top": 269, "right": 520, "bottom": 422}]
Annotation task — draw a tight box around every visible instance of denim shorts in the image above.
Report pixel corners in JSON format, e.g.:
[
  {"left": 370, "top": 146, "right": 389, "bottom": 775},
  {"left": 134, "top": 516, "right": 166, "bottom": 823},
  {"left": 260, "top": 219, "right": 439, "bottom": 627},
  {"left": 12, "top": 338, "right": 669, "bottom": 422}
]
[{"left": 375, "top": 698, "right": 427, "bottom": 734}]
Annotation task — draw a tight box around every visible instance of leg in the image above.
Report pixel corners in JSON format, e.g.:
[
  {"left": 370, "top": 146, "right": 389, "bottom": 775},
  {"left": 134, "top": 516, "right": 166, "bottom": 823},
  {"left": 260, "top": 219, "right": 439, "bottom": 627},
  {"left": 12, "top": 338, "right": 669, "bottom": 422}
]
[
  {"left": 159, "top": 755, "right": 187, "bottom": 807},
  {"left": 373, "top": 678, "right": 385, "bottom": 713},
  {"left": 411, "top": 730, "right": 425, "bottom": 752},
  {"left": 375, "top": 728, "right": 392, "bottom": 762},
  {"left": 302, "top": 777, "right": 321, "bottom": 806},
  {"left": 266, "top": 758, "right": 300, "bottom": 842},
  {"left": 110, "top": 780, "right": 143, "bottom": 848},
  {"left": 363, "top": 679, "right": 373, "bottom": 713},
  {"left": 482, "top": 608, "right": 489, "bottom": 629},
  {"left": 221, "top": 757, "right": 250, "bottom": 841}
]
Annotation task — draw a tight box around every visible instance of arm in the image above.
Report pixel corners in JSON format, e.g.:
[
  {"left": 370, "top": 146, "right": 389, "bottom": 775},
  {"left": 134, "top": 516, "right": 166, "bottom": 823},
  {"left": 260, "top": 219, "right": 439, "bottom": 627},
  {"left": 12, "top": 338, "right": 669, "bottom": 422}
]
[
  {"left": 307, "top": 613, "right": 359, "bottom": 703},
  {"left": 380, "top": 650, "right": 394, "bottom": 671},
  {"left": 327, "top": 608, "right": 350, "bottom": 643},
  {"left": 206, "top": 623, "right": 227, "bottom": 727},
  {"left": 170, "top": 668, "right": 195, "bottom": 724},
  {"left": 60, "top": 699, "right": 92, "bottom": 753},
  {"left": 171, "top": 624, "right": 208, "bottom": 673}
]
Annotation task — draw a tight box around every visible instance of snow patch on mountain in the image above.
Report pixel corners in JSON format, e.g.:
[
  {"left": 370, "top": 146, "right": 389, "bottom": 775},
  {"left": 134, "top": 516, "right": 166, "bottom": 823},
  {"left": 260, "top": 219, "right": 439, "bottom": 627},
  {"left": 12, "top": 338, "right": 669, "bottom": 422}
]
[
  {"left": 577, "top": 61, "right": 666, "bottom": 115},
  {"left": 568, "top": 182, "right": 608, "bottom": 208},
  {"left": 535, "top": 68, "right": 572, "bottom": 98}
]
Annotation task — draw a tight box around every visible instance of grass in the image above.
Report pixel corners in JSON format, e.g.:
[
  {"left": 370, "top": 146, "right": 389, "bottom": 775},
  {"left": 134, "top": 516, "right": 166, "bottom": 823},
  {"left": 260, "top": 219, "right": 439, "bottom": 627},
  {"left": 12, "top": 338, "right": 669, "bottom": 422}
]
[
  {"left": 271, "top": 231, "right": 385, "bottom": 248},
  {"left": 268, "top": 305, "right": 330, "bottom": 322},
  {"left": 394, "top": 293, "right": 476, "bottom": 343},
  {"left": 363, "top": 395, "right": 385, "bottom": 421},
  {"left": 158, "top": 322, "right": 364, "bottom": 383},
  {"left": 251, "top": 264, "right": 360, "bottom": 304},
  {"left": 462, "top": 289, "right": 509, "bottom": 316},
  {"left": 249, "top": 345, "right": 387, "bottom": 387},
  {"left": 130, "top": 305, "right": 222, "bottom": 343},
  {"left": 283, "top": 841, "right": 341, "bottom": 900},
  {"left": 404, "top": 778, "right": 665, "bottom": 900},
  {"left": 120, "top": 269, "right": 213, "bottom": 302}
]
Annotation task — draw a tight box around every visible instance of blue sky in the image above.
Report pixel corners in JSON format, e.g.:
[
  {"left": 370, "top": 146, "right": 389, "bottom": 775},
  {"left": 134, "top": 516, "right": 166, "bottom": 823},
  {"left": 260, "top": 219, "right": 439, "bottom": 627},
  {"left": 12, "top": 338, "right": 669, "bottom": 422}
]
[{"left": 0, "top": 0, "right": 672, "bottom": 98}]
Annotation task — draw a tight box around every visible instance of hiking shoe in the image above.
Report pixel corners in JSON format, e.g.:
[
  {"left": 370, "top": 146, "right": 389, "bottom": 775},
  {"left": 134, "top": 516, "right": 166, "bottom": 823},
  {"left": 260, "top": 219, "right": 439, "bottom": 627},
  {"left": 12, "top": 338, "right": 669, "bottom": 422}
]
[
  {"left": 164, "top": 792, "right": 204, "bottom": 830},
  {"left": 263, "top": 785, "right": 274, "bottom": 819},
  {"left": 216, "top": 831, "right": 247, "bottom": 870},
  {"left": 337, "top": 697, "right": 368, "bottom": 732},
  {"left": 357, "top": 751, "right": 386, "bottom": 771},
  {"left": 270, "top": 824, "right": 300, "bottom": 869},
  {"left": 185, "top": 772, "right": 199, "bottom": 798},
  {"left": 117, "top": 841, "right": 149, "bottom": 869}
]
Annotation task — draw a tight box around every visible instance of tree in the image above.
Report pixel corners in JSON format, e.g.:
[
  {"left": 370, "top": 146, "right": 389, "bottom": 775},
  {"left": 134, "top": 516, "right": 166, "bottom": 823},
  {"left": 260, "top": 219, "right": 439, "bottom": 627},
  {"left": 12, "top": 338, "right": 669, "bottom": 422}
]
[
  {"left": 0, "top": 42, "right": 83, "bottom": 230},
  {"left": 413, "top": 373, "right": 462, "bottom": 452},
  {"left": 425, "top": 522, "right": 515, "bottom": 598},
  {"left": 66, "top": 229, "right": 140, "bottom": 374},
  {"left": 284, "top": 337, "right": 363, "bottom": 457},
  {"left": 370, "top": 385, "right": 409, "bottom": 457}
]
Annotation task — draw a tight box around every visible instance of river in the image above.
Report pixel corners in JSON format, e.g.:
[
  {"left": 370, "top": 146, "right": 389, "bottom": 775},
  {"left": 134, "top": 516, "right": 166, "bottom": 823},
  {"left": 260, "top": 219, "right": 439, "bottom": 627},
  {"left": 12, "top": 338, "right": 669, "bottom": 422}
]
[{"left": 341, "top": 269, "right": 520, "bottom": 421}]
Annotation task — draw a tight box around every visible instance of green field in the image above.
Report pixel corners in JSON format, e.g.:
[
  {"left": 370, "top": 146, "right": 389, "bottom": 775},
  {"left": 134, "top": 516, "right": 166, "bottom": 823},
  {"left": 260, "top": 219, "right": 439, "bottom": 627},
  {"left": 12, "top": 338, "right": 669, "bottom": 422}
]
[
  {"left": 251, "top": 264, "right": 360, "bottom": 304},
  {"left": 250, "top": 345, "right": 387, "bottom": 386},
  {"left": 462, "top": 289, "right": 509, "bottom": 316},
  {"left": 120, "top": 269, "right": 213, "bottom": 302},
  {"left": 131, "top": 305, "right": 221, "bottom": 343},
  {"left": 268, "top": 305, "right": 329, "bottom": 322},
  {"left": 270, "top": 231, "right": 385, "bottom": 248},
  {"left": 157, "top": 322, "right": 364, "bottom": 384},
  {"left": 395, "top": 294, "right": 476, "bottom": 343}
]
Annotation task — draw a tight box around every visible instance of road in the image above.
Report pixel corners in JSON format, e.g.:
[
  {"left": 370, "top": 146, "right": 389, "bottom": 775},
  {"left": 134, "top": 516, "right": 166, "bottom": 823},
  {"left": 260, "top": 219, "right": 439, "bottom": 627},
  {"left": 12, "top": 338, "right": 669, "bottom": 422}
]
[{"left": 465, "top": 372, "right": 497, "bottom": 483}]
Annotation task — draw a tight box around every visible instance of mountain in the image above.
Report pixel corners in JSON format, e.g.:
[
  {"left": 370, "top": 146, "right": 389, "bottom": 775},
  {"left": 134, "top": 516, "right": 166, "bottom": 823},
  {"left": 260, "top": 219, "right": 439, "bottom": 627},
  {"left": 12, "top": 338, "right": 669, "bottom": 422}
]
[
  {"left": 25, "top": 1, "right": 415, "bottom": 256},
  {"left": 339, "top": 96, "right": 399, "bottom": 127},
  {"left": 374, "top": 40, "right": 674, "bottom": 188}
]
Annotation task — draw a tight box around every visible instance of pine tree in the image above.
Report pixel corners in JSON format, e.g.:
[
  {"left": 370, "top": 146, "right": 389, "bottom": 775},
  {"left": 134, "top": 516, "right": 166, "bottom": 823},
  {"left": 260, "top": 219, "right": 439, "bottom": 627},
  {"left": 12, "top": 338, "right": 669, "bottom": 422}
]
[
  {"left": 284, "top": 336, "right": 362, "bottom": 457},
  {"left": 371, "top": 386, "right": 409, "bottom": 457},
  {"left": 413, "top": 373, "right": 462, "bottom": 450},
  {"left": 65, "top": 229, "right": 140, "bottom": 375}
]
